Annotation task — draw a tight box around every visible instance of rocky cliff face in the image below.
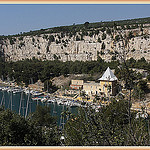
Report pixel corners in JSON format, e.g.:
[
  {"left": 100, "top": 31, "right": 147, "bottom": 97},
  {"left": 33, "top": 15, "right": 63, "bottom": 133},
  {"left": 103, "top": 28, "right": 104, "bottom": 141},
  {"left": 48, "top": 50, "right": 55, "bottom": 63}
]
[{"left": 0, "top": 23, "right": 150, "bottom": 62}]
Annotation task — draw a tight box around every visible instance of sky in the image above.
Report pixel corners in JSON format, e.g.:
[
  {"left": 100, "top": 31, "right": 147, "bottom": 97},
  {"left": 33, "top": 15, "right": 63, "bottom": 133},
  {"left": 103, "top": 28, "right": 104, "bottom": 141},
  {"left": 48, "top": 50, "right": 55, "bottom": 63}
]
[{"left": 0, "top": 4, "right": 150, "bottom": 35}]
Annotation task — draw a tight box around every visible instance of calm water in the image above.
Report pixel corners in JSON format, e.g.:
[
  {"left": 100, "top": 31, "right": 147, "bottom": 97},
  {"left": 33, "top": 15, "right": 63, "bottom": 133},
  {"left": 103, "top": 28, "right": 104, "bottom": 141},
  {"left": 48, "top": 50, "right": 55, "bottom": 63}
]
[{"left": 0, "top": 91, "right": 78, "bottom": 125}]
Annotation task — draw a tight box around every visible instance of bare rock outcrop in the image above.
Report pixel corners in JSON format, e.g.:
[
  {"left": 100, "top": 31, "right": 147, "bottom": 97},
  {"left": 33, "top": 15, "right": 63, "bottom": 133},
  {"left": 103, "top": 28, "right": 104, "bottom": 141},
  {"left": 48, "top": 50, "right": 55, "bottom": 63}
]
[{"left": 1, "top": 23, "right": 150, "bottom": 62}]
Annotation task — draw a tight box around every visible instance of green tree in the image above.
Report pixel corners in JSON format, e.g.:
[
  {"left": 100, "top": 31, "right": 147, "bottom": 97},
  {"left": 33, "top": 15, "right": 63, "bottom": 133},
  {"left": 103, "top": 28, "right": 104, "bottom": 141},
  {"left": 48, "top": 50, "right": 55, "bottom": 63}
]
[
  {"left": 0, "top": 106, "right": 60, "bottom": 146},
  {"left": 101, "top": 42, "right": 105, "bottom": 50},
  {"left": 137, "top": 80, "right": 149, "bottom": 93},
  {"left": 53, "top": 54, "right": 58, "bottom": 60},
  {"left": 115, "top": 35, "right": 120, "bottom": 41},
  {"left": 76, "top": 35, "right": 80, "bottom": 41},
  {"left": 106, "top": 28, "right": 111, "bottom": 35},
  {"left": 64, "top": 100, "right": 150, "bottom": 146},
  {"left": 0, "top": 107, "right": 41, "bottom": 145},
  {"left": 44, "top": 80, "right": 58, "bottom": 93},
  {"left": 64, "top": 100, "right": 128, "bottom": 146},
  {"left": 32, "top": 38, "right": 35, "bottom": 43},
  {"left": 128, "top": 31, "right": 134, "bottom": 39},
  {"left": 102, "top": 33, "right": 106, "bottom": 40},
  {"left": 98, "top": 37, "right": 101, "bottom": 43},
  {"left": 30, "top": 105, "right": 56, "bottom": 127},
  {"left": 84, "top": 22, "right": 89, "bottom": 29},
  {"left": 27, "top": 105, "right": 60, "bottom": 146},
  {"left": 147, "top": 74, "right": 150, "bottom": 81},
  {"left": 49, "top": 35, "right": 55, "bottom": 43}
]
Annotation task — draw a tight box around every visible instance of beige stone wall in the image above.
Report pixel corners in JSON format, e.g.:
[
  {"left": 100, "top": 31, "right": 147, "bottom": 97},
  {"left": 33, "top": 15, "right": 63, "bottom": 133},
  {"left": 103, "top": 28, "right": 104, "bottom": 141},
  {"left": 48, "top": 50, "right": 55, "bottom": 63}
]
[
  {"left": 83, "top": 82, "right": 100, "bottom": 95},
  {"left": 99, "top": 80, "right": 117, "bottom": 96},
  {"left": 71, "top": 80, "right": 84, "bottom": 85},
  {"left": 70, "top": 80, "right": 84, "bottom": 90},
  {"left": 82, "top": 80, "right": 117, "bottom": 96}
]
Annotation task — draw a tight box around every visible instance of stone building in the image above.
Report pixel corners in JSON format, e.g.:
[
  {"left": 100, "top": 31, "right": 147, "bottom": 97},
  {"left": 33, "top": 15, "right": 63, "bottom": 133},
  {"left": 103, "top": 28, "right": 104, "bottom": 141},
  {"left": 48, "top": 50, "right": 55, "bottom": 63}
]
[
  {"left": 98, "top": 67, "right": 118, "bottom": 96},
  {"left": 70, "top": 67, "right": 118, "bottom": 97},
  {"left": 70, "top": 80, "right": 84, "bottom": 90},
  {"left": 83, "top": 81, "right": 100, "bottom": 96}
]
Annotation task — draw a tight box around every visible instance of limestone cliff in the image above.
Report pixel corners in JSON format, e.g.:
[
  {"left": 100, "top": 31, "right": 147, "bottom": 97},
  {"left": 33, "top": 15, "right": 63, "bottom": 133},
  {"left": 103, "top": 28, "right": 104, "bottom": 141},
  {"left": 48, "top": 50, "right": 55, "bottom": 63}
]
[{"left": 0, "top": 21, "right": 150, "bottom": 62}]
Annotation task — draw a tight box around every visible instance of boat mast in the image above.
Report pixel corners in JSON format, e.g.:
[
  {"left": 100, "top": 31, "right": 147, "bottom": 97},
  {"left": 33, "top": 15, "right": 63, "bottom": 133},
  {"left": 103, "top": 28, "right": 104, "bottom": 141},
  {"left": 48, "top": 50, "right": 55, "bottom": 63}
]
[
  {"left": 22, "top": 94, "right": 25, "bottom": 117},
  {"left": 67, "top": 104, "right": 71, "bottom": 121},
  {"left": 25, "top": 88, "right": 30, "bottom": 118},
  {"left": 47, "top": 81, "right": 48, "bottom": 92},
  {"left": 1, "top": 75, "right": 4, "bottom": 81},
  {"left": 62, "top": 104, "right": 65, "bottom": 130},
  {"left": 60, "top": 104, "right": 65, "bottom": 130},
  {"left": 29, "top": 97, "right": 32, "bottom": 114},
  {"left": 36, "top": 99, "right": 38, "bottom": 105},
  {"left": 19, "top": 91, "right": 23, "bottom": 115},
  {"left": 10, "top": 87, "right": 13, "bottom": 111},
  {"left": 52, "top": 99, "right": 57, "bottom": 115},
  {"left": 28, "top": 80, "right": 32, "bottom": 114},
  {"left": 0, "top": 91, "right": 5, "bottom": 106}
]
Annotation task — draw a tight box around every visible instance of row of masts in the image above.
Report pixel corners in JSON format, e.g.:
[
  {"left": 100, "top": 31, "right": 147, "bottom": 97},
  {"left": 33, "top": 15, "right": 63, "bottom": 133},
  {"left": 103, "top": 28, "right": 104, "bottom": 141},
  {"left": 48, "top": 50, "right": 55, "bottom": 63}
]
[
  {"left": 0, "top": 75, "right": 72, "bottom": 131},
  {"left": 0, "top": 88, "right": 71, "bottom": 130},
  {"left": 0, "top": 77, "right": 72, "bottom": 133},
  {"left": 0, "top": 77, "right": 35, "bottom": 117},
  {"left": 0, "top": 87, "right": 32, "bottom": 118},
  {"left": 1, "top": 87, "right": 13, "bottom": 110},
  {"left": 18, "top": 89, "right": 32, "bottom": 118}
]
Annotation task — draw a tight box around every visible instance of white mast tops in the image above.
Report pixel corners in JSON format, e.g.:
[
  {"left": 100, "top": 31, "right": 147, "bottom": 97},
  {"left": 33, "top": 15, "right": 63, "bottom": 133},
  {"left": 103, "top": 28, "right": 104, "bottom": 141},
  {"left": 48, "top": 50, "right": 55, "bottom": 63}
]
[{"left": 98, "top": 67, "right": 118, "bottom": 81}]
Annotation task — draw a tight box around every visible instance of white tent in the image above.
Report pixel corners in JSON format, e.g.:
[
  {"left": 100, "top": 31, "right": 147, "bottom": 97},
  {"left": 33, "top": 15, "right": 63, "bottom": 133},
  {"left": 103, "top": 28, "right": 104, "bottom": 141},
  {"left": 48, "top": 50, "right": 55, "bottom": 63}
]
[{"left": 98, "top": 67, "right": 118, "bottom": 81}]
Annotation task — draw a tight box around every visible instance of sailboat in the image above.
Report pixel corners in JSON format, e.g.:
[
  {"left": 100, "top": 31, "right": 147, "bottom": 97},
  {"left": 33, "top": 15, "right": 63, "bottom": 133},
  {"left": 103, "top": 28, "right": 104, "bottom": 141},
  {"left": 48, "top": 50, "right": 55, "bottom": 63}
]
[
  {"left": 19, "top": 91, "right": 26, "bottom": 116},
  {"left": 0, "top": 90, "right": 5, "bottom": 106},
  {"left": 25, "top": 88, "right": 31, "bottom": 118},
  {"left": 59, "top": 104, "right": 65, "bottom": 130},
  {"left": 52, "top": 99, "right": 57, "bottom": 115},
  {"left": 8, "top": 87, "right": 13, "bottom": 111}
]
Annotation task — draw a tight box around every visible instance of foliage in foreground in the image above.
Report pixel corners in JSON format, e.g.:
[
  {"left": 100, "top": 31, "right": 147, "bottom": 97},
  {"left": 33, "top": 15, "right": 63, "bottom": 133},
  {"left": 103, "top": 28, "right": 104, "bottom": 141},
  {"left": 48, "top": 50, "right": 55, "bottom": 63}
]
[
  {"left": 64, "top": 100, "right": 150, "bottom": 146},
  {"left": 0, "top": 105, "right": 60, "bottom": 146},
  {"left": 0, "top": 100, "right": 150, "bottom": 146}
]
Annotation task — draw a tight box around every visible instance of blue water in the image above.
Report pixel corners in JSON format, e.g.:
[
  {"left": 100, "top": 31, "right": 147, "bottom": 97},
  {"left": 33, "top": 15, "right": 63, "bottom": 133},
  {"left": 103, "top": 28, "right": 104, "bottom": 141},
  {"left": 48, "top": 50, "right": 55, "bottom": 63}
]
[{"left": 0, "top": 91, "right": 78, "bottom": 125}]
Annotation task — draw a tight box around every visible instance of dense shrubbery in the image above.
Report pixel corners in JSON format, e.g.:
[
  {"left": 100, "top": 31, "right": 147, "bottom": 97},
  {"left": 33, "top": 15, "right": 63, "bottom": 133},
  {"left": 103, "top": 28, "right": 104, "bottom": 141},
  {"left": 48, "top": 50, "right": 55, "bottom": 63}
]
[
  {"left": 0, "top": 99, "right": 150, "bottom": 146},
  {"left": 0, "top": 56, "right": 149, "bottom": 86},
  {"left": 0, "top": 105, "right": 60, "bottom": 146},
  {"left": 0, "top": 57, "right": 114, "bottom": 85},
  {"left": 64, "top": 99, "right": 150, "bottom": 146}
]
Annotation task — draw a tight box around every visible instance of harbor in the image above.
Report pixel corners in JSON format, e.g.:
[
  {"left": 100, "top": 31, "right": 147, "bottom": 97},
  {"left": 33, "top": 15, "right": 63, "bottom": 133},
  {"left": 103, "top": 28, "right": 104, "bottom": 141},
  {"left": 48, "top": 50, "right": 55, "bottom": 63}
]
[{"left": 0, "top": 83, "right": 79, "bottom": 125}]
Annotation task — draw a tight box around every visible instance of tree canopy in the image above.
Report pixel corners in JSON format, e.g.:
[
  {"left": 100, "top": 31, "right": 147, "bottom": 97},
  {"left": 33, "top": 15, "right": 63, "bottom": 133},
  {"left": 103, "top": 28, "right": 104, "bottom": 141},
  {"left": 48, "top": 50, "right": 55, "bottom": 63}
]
[
  {"left": 64, "top": 100, "right": 150, "bottom": 146},
  {"left": 0, "top": 106, "right": 60, "bottom": 146}
]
